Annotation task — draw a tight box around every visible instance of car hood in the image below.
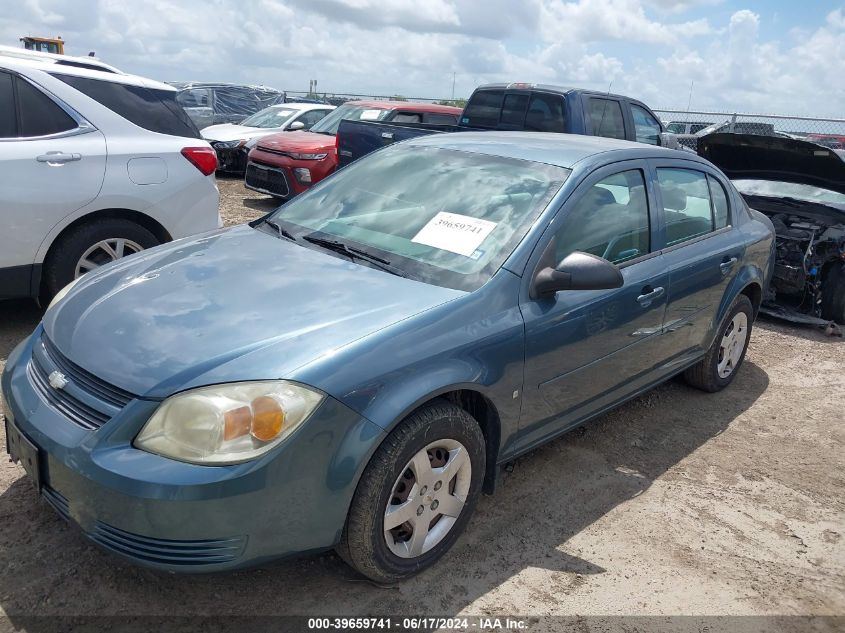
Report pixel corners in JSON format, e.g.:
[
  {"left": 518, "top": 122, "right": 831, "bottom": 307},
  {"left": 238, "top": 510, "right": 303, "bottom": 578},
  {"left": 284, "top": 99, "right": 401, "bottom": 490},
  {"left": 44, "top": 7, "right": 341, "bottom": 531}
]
[
  {"left": 201, "top": 124, "right": 275, "bottom": 142},
  {"left": 698, "top": 133, "right": 845, "bottom": 196},
  {"left": 43, "top": 225, "right": 462, "bottom": 399},
  {"left": 255, "top": 130, "right": 334, "bottom": 153}
]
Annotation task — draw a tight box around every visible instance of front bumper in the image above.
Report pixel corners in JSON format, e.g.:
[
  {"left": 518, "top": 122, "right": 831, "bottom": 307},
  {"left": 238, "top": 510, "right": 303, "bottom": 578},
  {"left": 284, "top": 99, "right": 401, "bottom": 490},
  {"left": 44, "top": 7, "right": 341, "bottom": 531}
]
[
  {"left": 1, "top": 329, "right": 385, "bottom": 572},
  {"left": 211, "top": 143, "right": 248, "bottom": 174}
]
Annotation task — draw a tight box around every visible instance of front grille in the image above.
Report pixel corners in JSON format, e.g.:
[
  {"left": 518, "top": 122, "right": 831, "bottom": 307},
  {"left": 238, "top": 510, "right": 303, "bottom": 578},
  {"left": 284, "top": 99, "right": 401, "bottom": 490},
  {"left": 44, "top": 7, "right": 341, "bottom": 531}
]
[
  {"left": 28, "top": 335, "right": 135, "bottom": 431},
  {"left": 245, "top": 162, "right": 290, "bottom": 197},
  {"left": 27, "top": 361, "right": 110, "bottom": 430},
  {"left": 91, "top": 522, "right": 247, "bottom": 566},
  {"left": 41, "top": 336, "right": 133, "bottom": 408}
]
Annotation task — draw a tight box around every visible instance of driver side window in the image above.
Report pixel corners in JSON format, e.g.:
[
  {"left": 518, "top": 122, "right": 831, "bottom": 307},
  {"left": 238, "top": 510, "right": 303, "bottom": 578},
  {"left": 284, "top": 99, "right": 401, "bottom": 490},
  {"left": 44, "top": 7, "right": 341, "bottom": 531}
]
[{"left": 553, "top": 170, "right": 651, "bottom": 265}]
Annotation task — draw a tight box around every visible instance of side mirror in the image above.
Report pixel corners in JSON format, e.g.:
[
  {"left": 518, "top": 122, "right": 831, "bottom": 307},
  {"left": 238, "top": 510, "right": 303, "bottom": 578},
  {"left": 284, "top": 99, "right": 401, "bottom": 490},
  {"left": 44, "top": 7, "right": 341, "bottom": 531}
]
[
  {"left": 287, "top": 121, "right": 306, "bottom": 131},
  {"left": 657, "top": 132, "right": 680, "bottom": 149},
  {"left": 532, "top": 252, "right": 624, "bottom": 299}
]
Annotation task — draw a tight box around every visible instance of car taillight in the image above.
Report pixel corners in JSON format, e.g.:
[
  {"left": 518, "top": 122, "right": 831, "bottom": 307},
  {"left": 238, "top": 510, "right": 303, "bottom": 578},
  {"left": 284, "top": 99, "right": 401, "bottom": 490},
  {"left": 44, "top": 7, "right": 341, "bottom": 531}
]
[
  {"left": 334, "top": 133, "right": 339, "bottom": 156},
  {"left": 181, "top": 147, "right": 217, "bottom": 176}
]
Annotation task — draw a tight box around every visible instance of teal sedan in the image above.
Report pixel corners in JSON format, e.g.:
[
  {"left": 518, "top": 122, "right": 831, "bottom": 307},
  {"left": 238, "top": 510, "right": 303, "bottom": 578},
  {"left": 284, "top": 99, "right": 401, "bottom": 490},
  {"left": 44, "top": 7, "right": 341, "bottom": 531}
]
[{"left": 2, "top": 132, "right": 774, "bottom": 582}]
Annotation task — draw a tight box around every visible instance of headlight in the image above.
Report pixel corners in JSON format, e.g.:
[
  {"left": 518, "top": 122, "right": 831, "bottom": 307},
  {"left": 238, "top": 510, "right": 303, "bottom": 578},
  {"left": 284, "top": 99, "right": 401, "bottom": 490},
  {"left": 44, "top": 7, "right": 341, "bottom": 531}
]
[
  {"left": 215, "top": 139, "right": 246, "bottom": 149},
  {"left": 135, "top": 381, "right": 324, "bottom": 465},
  {"left": 287, "top": 152, "right": 327, "bottom": 160},
  {"left": 47, "top": 276, "right": 83, "bottom": 310}
]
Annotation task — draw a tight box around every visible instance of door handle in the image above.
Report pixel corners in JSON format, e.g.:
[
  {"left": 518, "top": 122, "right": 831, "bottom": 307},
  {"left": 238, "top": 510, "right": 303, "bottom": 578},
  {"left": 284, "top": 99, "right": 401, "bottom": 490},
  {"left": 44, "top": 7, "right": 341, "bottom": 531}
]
[
  {"left": 636, "top": 286, "right": 665, "bottom": 306},
  {"left": 36, "top": 152, "right": 81, "bottom": 164},
  {"left": 720, "top": 257, "right": 738, "bottom": 274}
]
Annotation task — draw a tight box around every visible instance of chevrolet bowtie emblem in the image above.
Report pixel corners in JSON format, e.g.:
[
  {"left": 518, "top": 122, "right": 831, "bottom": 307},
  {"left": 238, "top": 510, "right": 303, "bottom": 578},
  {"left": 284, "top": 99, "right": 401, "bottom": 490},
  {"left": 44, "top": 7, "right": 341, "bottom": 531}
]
[{"left": 48, "top": 371, "right": 68, "bottom": 390}]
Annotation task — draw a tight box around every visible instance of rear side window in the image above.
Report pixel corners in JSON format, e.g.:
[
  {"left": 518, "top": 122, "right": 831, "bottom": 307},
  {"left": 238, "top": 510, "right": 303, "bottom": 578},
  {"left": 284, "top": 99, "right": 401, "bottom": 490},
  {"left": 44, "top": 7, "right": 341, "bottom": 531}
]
[
  {"left": 392, "top": 112, "right": 422, "bottom": 123},
  {"left": 16, "top": 77, "right": 76, "bottom": 137},
  {"left": 555, "top": 169, "right": 651, "bottom": 265},
  {"left": 0, "top": 73, "right": 16, "bottom": 137},
  {"left": 631, "top": 104, "right": 661, "bottom": 145},
  {"left": 462, "top": 90, "right": 504, "bottom": 128},
  {"left": 424, "top": 112, "right": 459, "bottom": 125},
  {"left": 52, "top": 73, "right": 200, "bottom": 138},
  {"left": 589, "top": 98, "right": 626, "bottom": 139},
  {"left": 708, "top": 175, "right": 730, "bottom": 229},
  {"left": 657, "top": 168, "right": 717, "bottom": 246},
  {"left": 525, "top": 93, "right": 566, "bottom": 132}
]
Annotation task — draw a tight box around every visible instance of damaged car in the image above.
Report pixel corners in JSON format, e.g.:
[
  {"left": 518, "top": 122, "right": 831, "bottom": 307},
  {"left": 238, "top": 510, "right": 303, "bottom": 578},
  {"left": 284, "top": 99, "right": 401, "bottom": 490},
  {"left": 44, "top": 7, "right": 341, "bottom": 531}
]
[
  {"left": 699, "top": 133, "right": 845, "bottom": 326},
  {"left": 201, "top": 103, "right": 335, "bottom": 173}
]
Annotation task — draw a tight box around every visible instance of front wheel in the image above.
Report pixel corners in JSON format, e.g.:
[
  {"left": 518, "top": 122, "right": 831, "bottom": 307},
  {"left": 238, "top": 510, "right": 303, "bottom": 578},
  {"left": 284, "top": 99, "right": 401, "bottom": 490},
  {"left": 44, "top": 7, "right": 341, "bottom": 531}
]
[
  {"left": 337, "top": 401, "right": 485, "bottom": 583},
  {"left": 684, "top": 294, "right": 754, "bottom": 392},
  {"left": 821, "top": 264, "right": 845, "bottom": 325}
]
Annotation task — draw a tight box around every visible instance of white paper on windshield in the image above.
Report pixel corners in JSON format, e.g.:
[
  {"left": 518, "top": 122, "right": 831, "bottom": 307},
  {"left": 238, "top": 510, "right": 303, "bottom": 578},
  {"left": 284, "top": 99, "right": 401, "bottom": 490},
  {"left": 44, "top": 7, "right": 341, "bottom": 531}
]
[
  {"left": 412, "top": 212, "right": 497, "bottom": 256},
  {"left": 360, "top": 110, "right": 383, "bottom": 120}
]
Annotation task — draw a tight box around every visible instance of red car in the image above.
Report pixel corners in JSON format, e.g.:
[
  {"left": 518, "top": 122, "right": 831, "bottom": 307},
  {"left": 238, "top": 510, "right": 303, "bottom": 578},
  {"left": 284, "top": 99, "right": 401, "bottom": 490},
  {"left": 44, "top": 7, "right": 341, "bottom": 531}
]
[{"left": 244, "top": 100, "right": 462, "bottom": 199}]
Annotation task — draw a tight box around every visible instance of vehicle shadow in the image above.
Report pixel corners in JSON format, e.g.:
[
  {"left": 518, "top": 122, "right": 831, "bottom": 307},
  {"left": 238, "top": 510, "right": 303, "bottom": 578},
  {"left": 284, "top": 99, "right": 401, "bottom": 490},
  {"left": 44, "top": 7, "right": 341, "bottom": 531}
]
[
  {"left": 0, "top": 362, "right": 769, "bottom": 626},
  {"left": 0, "top": 299, "right": 41, "bottom": 361}
]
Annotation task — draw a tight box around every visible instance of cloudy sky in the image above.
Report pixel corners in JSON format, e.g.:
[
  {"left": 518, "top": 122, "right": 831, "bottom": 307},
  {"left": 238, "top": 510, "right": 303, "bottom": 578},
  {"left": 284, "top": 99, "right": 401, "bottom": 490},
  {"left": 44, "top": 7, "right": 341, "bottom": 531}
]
[{"left": 3, "top": 0, "right": 843, "bottom": 116}]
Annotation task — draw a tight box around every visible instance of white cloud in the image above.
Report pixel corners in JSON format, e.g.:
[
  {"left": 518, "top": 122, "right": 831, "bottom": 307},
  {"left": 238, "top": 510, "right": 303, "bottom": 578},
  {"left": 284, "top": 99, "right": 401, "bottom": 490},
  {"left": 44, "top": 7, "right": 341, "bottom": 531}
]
[{"left": 1, "top": 1, "right": 839, "bottom": 116}]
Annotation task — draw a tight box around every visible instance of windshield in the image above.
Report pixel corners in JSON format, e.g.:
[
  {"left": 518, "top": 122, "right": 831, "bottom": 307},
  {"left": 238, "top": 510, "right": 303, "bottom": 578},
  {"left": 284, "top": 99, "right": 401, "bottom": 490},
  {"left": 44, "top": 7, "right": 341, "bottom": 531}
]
[
  {"left": 309, "top": 103, "right": 390, "bottom": 135},
  {"left": 269, "top": 145, "right": 569, "bottom": 291},
  {"left": 240, "top": 107, "right": 298, "bottom": 128},
  {"left": 734, "top": 180, "right": 845, "bottom": 206}
]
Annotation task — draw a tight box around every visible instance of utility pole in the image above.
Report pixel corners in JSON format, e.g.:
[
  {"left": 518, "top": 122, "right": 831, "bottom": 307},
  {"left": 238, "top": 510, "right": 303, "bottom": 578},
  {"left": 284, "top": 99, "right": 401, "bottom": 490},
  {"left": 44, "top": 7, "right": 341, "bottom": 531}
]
[
  {"left": 451, "top": 72, "right": 456, "bottom": 101},
  {"left": 686, "top": 80, "right": 694, "bottom": 111}
]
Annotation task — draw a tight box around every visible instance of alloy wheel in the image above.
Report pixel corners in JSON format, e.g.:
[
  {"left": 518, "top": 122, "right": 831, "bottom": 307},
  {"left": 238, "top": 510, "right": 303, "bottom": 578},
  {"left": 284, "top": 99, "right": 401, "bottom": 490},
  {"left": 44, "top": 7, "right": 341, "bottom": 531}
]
[{"left": 74, "top": 238, "right": 144, "bottom": 278}]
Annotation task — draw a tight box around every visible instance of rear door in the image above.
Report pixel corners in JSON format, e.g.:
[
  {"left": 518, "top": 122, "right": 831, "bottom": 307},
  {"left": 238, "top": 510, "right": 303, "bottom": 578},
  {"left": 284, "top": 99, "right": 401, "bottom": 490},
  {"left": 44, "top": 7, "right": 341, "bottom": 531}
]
[
  {"left": 649, "top": 160, "right": 747, "bottom": 357},
  {"left": 517, "top": 162, "right": 670, "bottom": 450},
  {"left": 0, "top": 71, "right": 106, "bottom": 295}
]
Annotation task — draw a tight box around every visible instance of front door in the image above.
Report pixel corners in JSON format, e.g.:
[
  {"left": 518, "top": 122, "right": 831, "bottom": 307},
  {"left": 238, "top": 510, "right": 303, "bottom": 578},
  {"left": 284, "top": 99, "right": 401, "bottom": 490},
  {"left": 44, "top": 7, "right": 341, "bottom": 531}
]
[{"left": 517, "top": 163, "right": 670, "bottom": 451}]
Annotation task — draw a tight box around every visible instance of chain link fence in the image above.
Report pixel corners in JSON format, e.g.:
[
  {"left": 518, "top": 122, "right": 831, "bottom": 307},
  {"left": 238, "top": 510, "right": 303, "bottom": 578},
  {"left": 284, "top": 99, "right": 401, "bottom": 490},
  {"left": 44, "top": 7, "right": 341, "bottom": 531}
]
[
  {"left": 652, "top": 109, "right": 845, "bottom": 151},
  {"left": 285, "top": 90, "right": 450, "bottom": 106}
]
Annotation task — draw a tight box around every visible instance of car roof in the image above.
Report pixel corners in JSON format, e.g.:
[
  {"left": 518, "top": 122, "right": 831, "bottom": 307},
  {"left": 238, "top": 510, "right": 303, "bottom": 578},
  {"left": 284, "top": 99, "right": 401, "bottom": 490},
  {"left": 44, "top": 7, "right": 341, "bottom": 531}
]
[
  {"left": 1, "top": 48, "right": 175, "bottom": 92},
  {"left": 344, "top": 100, "right": 463, "bottom": 114},
  {"left": 168, "top": 81, "right": 282, "bottom": 94},
  {"left": 473, "top": 82, "right": 651, "bottom": 104},
  {"left": 0, "top": 44, "right": 122, "bottom": 74},
  {"left": 271, "top": 102, "right": 335, "bottom": 111},
  {"left": 406, "top": 131, "right": 700, "bottom": 169}
]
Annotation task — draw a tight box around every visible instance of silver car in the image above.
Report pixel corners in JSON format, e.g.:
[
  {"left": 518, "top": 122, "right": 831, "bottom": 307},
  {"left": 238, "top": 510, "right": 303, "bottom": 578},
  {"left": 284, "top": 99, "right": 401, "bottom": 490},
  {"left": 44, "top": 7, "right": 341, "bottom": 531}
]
[{"left": 0, "top": 46, "right": 220, "bottom": 302}]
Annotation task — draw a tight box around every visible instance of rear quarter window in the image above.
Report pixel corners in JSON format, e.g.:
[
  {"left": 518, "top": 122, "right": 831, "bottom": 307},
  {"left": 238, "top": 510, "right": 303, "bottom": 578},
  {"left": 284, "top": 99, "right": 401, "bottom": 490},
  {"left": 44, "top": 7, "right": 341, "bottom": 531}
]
[{"left": 52, "top": 73, "right": 200, "bottom": 138}]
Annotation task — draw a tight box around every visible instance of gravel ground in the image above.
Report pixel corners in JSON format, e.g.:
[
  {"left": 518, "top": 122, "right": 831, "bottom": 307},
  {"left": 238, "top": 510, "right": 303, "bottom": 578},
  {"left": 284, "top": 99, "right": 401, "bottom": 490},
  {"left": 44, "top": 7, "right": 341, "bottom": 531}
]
[{"left": 0, "top": 178, "right": 842, "bottom": 627}]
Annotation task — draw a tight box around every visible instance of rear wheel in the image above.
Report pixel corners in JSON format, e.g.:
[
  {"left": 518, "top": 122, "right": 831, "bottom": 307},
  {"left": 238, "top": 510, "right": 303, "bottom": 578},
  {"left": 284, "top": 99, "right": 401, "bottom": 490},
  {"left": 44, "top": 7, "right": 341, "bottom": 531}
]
[
  {"left": 684, "top": 294, "right": 754, "bottom": 392},
  {"left": 43, "top": 218, "right": 159, "bottom": 300},
  {"left": 337, "top": 401, "right": 485, "bottom": 583},
  {"left": 821, "top": 264, "right": 845, "bottom": 325}
]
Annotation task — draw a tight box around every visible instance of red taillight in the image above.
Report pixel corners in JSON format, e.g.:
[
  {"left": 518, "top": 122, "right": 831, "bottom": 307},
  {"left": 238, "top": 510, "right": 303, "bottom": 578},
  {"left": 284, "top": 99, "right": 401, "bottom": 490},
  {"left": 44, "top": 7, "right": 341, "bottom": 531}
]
[
  {"left": 181, "top": 147, "right": 217, "bottom": 176},
  {"left": 334, "top": 133, "right": 339, "bottom": 156}
]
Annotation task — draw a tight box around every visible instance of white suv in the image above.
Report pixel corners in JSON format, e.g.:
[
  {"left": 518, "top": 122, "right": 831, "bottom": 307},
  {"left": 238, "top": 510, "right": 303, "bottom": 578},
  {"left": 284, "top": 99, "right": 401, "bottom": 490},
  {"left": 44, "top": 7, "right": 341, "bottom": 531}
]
[{"left": 0, "top": 47, "right": 220, "bottom": 302}]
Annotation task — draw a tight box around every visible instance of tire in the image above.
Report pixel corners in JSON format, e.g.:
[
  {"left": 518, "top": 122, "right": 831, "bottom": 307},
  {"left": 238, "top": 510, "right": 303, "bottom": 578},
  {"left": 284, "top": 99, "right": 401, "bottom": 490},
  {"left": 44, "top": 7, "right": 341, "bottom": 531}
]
[
  {"left": 43, "top": 218, "right": 159, "bottom": 300},
  {"left": 684, "top": 294, "right": 754, "bottom": 392},
  {"left": 821, "top": 264, "right": 845, "bottom": 325},
  {"left": 337, "top": 400, "right": 485, "bottom": 583}
]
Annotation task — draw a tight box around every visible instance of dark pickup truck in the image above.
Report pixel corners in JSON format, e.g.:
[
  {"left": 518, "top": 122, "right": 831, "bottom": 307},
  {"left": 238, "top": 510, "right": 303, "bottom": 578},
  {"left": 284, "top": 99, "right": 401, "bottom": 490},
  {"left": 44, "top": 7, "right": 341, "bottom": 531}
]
[{"left": 337, "top": 82, "right": 674, "bottom": 167}]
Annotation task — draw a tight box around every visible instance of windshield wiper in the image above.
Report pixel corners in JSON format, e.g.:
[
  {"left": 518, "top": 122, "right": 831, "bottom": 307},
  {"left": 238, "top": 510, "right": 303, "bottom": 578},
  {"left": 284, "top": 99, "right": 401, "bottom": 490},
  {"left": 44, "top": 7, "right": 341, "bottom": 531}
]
[
  {"left": 265, "top": 219, "right": 297, "bottom": 242},
  {"left": 303, "top": 235, "right": 408, "bottom": 278}
]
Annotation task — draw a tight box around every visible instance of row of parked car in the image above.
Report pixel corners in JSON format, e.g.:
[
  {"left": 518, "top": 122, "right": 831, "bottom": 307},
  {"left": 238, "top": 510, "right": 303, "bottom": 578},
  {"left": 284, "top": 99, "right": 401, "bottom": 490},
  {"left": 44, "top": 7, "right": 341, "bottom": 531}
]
[{"left": 2, "top": 44, "right": 844, "bottom": 584}]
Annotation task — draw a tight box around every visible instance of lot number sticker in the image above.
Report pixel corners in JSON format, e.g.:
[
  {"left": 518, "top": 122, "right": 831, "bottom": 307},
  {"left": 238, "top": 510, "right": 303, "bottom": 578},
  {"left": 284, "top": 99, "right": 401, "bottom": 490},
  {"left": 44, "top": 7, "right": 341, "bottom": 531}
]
[{"left": 412, "top": 212, "right": 497, "bottom": 256}]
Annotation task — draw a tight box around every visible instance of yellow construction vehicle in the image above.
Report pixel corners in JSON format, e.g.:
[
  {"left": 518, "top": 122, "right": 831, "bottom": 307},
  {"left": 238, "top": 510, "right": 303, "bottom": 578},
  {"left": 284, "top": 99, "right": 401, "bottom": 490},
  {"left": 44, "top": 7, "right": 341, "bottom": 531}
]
[{"left": 20, "top": 36, "right": 64, "bottom": 55}]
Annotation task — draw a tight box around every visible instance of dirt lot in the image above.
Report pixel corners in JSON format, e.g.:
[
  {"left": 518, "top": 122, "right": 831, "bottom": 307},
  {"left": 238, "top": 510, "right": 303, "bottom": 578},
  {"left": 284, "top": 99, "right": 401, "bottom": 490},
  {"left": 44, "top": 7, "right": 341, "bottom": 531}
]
[{"left": 0, "top": 176, "right": 843, "bottom": 626}]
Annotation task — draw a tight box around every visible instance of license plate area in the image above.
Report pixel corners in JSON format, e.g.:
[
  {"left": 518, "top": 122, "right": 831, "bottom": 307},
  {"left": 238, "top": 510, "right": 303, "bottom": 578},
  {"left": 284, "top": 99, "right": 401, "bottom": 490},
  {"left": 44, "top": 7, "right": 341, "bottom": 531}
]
[{"left": 5, "top": 418, "right": 42, "bottom": 491}]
